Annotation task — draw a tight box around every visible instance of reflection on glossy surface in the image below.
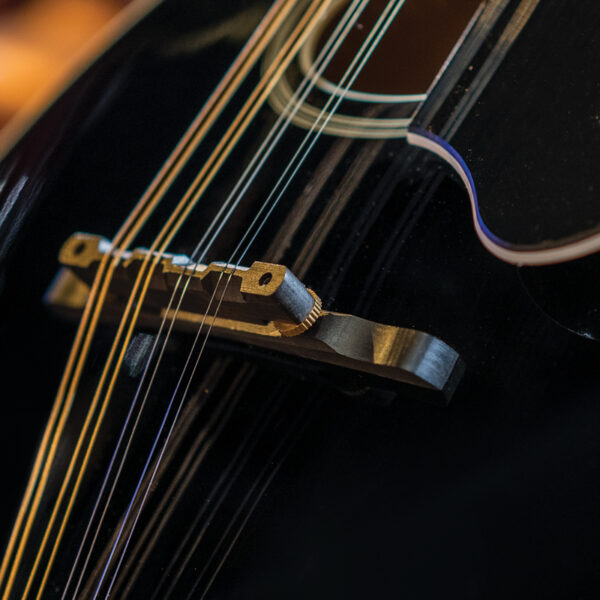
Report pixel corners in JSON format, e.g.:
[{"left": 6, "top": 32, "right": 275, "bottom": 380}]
[{"left": 1, "top": 0, "right": 600, "bottom": 598}]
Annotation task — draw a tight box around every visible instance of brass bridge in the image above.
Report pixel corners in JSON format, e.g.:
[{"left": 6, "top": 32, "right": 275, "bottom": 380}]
[{"left": 47, "top": 233, "right": 461, "bottom": 395}]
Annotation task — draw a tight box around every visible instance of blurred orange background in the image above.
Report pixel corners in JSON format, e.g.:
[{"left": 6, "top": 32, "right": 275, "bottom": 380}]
[{"left": 0, "top": 0, "right": 129, "bottom": 130}]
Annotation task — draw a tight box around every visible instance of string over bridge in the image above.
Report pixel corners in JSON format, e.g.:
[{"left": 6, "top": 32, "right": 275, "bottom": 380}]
[
  {"left": 47, "top": 233, "right": 462, "bottom": 398},
  {"left": 56, "top": 233, "right": 322, "bottom": 336}
]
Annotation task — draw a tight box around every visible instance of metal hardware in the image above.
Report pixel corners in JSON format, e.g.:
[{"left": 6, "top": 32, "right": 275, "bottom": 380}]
[
  {"left": 58, "top": 233, "right": 321, "bottom": 336},
  {"left": 47, "top": 233, "right": 461, "bottom": 393}
]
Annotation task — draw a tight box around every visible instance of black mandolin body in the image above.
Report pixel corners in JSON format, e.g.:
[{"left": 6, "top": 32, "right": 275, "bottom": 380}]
[{"left": 1, "top": 1, "right": 600, "bottom": 598}]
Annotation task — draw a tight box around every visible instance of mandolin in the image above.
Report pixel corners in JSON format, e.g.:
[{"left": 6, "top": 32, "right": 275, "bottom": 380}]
[{"left": 1, "top": 0, "right": 600, "bottom": 598}]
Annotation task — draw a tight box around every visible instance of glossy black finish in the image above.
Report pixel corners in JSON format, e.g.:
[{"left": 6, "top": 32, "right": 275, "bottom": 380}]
[
  {"left": 1, "top": 1, "right": 600, "bottom": 598},
  {"left": 449, "top": 0, "right": 600, "bottom": 249}
]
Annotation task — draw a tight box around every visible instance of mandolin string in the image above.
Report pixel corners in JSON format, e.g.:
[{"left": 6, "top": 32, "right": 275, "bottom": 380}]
[
  {"left": 15, "top": 0, "right": 398, "bottom": 592},
  {"left": 86, "top": 0, "right": 372, "bottom": 592},
  {"left": 81, "top": 0, "right": 398, "bottom": 596},
  {"left": 132, "top": 379, "right": 284, "bottom": 600},
  {"left": 69, "top": 0, "right": 368, "bottom": 594},
  {"left": 37, "top": 16, "right": 318, "bottom": 596},
  {"left": 161, "top": 3, "right": 406, "bottom": 594},
  {"left": 76, "top": 357, "right": 232, "bottom": 600},
  {"left": 178, "top": 5, "right": 407, "bottom": 596},
  {"left": 72, "top": 362, "right": 237, "bottom": 599},
  {"left": 86, "top": 0, "right": 400, "bottom": 593},
  {"left": 14, "top": 2, "right": 319, "bottom": 598},
  {"left": 110, "top": 3, "right": 404, "bottom": 594},
  {"left": 113, "top": 369, "right": 277, "bottom": 598},
  {"left": 67, "top": 0, "right": 350, "bottom": 592},
  {"left": 150, "top": 0, "right": 405, "bottom": 474},
  {"left": 65, "top": 361, "right": 232, "bottom": 598},
  {"left": 25, "top": 3, "right": 331, "bottom": 599},
  {"left": 0, "top": 0, "right": 295, "bottom": 596},
  {"left": 74, "top": 361, "right": 255, "bottom": 600},
  {"left": 215, "top": 0, "right": 406, "bottom": 283},
  {"left": 80, "top": 7, "right": 368, "bottom": 595},
  {"left": 97, "top": 2, "right": 404, "bottom": 595}
]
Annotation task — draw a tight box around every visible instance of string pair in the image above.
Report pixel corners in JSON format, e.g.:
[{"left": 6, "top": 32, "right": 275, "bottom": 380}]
[{"left": 90, "top": 1, "right": 406, "bottom": 596}]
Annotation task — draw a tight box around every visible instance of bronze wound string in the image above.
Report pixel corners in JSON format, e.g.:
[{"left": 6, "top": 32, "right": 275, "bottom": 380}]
[
  {"left": 0, "top": 1, "right": 297, "bottom": 595},
  {"left": 0, "top": 2, "right": 303, "bottom": 598},
  {"left": 72, "top": 1, "right": 368, "bottom": 595},
  {"left": 96, "top": 2, "right": 404, "bottom": 596},
  {"left": 23, "top": 3, "right": 329, "bottom": 599}
]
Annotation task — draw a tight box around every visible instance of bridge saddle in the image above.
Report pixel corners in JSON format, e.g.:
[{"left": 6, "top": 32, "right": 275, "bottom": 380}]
[{"left": 46, "top": 233, "right": 462, "bottom": 396}]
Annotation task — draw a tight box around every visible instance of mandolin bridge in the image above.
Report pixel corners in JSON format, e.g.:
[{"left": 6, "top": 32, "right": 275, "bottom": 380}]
[{"left": 46, "top": 233, "right": 462, "bottom": 397}]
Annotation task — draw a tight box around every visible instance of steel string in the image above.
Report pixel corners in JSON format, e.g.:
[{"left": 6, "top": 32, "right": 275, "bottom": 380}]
[
  {"left": 69, "top": 1, "right": 367, "bottom": 595},
  {"left": 17, "top": 2, "right": 324, "bottom": 599},
  {"left": 0, "top": 2, "right": 296, "bottom": 597},
  {"left": 97, "top": 1, "right": 404, "bottom": 596}
]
